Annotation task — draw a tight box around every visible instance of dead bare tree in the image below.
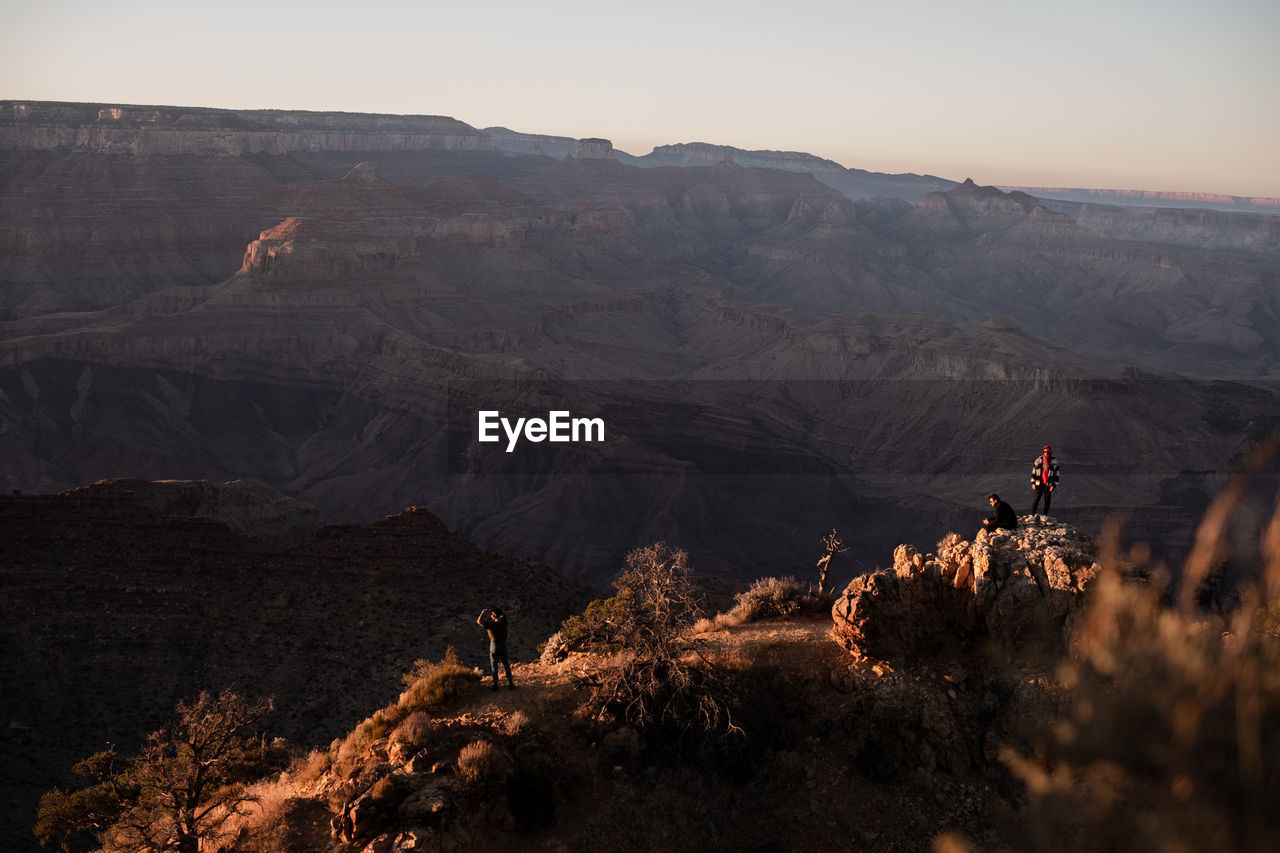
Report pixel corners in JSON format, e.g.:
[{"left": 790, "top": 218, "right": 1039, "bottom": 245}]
[{"left": 815, "top": 529, "right": 849, "bottom": 597}]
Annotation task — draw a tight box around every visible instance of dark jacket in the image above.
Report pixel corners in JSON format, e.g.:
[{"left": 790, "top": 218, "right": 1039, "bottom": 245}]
[
  {"left": 992, "top": 500, "right": 1018, "bottom": 530},
  {"left": 480, "top": 614, "right": 508, "bottom": 644}
]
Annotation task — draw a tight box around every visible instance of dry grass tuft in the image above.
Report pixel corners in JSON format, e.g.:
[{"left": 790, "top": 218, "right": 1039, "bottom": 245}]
[
  {"left": 291, "top": 749, "right": 330, "bottom": 786},
  {"left": 457, "top": 740, "right": 510, "bottom": 783},
  {"left": 1005, "top": 443, "right": 1280, "bottom": 852},
  {"left": 389, "top": 711, "right": 432, "bottom": 752},
  {"left": 718, "top": 576, "right": 823, "bottom": 627},
  {"left": 502, "top": 710, "right": 532, "bottom": 736},
  {"left": 399, "top": 646, "right": 480, "bottom": 713}
]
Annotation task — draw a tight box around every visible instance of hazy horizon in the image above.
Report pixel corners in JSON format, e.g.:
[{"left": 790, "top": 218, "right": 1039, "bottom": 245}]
[{"left": 3, "top": 0, "right": 1278, "bottom": 198}]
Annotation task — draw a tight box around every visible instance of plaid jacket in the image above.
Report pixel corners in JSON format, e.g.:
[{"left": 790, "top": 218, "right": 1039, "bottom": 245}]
[{"left": 1030, "top": 456, "right": 1060, "bottom": 487}]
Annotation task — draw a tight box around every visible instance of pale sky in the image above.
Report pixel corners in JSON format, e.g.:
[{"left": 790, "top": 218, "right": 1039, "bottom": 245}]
[{"left": 3, "top": 0, "right": 1278, "bottom": 197}]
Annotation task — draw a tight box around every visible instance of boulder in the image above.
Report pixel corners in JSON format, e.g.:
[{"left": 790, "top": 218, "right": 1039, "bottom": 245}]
[
  {"left": 394, "top": 830, "right": 435, "bottom": 851},
  {"left": 398, "top": 784, "right": 453, "bottom": 826},
  {"left": 334, "top": 775, "right": 410, "bottom": 845}
]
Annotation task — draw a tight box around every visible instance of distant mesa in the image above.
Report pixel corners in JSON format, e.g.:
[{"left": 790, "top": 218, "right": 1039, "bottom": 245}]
[
  {"left": 69, "top": 478, "right": 324, "bottom": 545},
  {"left": 0, "top": 100, "right": 494, "bottom": 155},
  {"left": 483, "top": 126, "right": 579, "bottom": 159},
  {"left": 342, "top": 161, "right": 390, "bottom": 184},
  {"left": 1000, "top": 183, "right": 1280, "bottom": 215},
  {"left": 913, "top": 178, "right": 1073, "bottom": 224},
  {"left": 651, "top": 141, "right": 847, "bottom": 174},
  {"left": 643, "top": 141, "right": 957, "bottom": 203},
  {"left": 571, "top": 138, "right": 615, "bottom": 160}
]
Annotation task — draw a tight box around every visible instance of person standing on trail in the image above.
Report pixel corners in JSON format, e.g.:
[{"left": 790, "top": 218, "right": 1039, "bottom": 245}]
[
  {"left": 1030, "top": 444, "right": 1060, "bottom": 516},
  {"left": 477, "top": 607, "right": 515, "bottom": 691}
]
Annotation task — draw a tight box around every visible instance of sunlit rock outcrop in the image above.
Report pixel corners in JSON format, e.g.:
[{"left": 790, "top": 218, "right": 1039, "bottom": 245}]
[{"left": 832, "top": 517, "right": 1108, "bottom": 666}]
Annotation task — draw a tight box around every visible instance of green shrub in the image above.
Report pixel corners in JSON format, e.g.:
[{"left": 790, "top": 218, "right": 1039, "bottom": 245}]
[
  {"left": 34, "top": 751, "right": 135, "bottom": 851},
  {"left": 550, "top": 594, "right": 635, "bottom": 654}
]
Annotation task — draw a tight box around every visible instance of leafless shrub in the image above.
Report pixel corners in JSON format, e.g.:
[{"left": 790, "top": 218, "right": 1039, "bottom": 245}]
[
  {"left": 815, "top": 529, "right": 849, "bottom": 596},
  {"left": 579, "top": 543, "right": 745, "bottom": 755}
]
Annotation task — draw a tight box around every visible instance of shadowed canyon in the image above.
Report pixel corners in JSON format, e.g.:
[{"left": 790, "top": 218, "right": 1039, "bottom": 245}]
[{"left": 4, "top": 101, "right": 1278, "bottom": 586}]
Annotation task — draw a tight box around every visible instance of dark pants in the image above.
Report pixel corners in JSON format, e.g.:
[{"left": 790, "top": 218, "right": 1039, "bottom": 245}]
[
  {"left": 489, "top": 641, "right": 513, "bottom": 687},
  {"left": 1031, "top": 484, "right": 1053, "bottom": 515}
]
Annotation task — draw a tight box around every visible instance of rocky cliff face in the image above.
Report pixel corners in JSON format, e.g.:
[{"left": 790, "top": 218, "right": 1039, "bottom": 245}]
[
  {"left": 912, "top": 178, "right": 1074, "bottom": 224},
  {"left": 875, "top": 181, "right": 1278, "bottom": 370},
  {"left": 1045, "top": 201, "right": 1280, "bottom": 253},
  {"left": 482, "top": 125, "right": 578, "bottom": 159}
]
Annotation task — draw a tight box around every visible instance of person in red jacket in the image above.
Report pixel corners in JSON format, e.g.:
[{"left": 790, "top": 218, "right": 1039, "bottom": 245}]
[{"left": 1030, "top": 445, "right": 1060, "bottom": 516}]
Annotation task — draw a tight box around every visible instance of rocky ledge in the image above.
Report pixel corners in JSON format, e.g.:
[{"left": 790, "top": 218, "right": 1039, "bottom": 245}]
[{"left": 832, "top": 517, "right": 1111, "bottom": 668}]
